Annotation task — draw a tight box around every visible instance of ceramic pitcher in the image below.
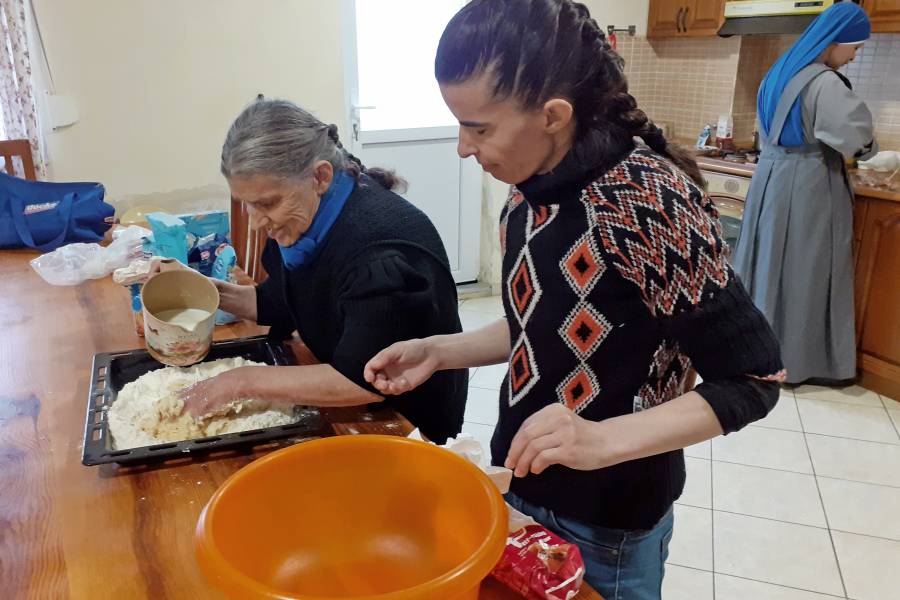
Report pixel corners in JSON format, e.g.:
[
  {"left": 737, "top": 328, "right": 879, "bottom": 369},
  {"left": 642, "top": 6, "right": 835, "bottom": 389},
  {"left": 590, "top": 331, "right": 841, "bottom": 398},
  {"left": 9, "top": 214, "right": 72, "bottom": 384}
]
[{"left": 141, "top": 267, "right": 219, "bottom": 366}]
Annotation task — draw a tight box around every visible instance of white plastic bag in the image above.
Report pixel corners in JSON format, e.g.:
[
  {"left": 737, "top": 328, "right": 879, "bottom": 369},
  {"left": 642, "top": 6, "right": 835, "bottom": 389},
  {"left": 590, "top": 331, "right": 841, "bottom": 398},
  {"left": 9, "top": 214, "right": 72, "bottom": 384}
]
[
  {"left": 858, "top": 151, "right": 900, "bottom": 172},
  {"left": 30, "top": 225, "right": 150, "bottom": 286}
]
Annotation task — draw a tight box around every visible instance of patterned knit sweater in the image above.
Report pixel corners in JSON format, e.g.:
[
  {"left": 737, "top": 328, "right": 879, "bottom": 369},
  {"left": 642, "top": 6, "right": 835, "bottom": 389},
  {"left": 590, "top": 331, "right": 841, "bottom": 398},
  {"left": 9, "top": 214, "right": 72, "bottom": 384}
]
[{"left": 492, "top": 146, "right": 784, "bottom": 530}]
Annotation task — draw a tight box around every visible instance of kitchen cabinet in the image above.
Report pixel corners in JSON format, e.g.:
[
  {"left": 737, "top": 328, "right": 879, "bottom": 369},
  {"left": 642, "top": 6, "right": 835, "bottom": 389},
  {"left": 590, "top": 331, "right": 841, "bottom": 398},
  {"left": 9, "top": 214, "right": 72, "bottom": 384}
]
[
  {"left": 859, "top": 0, "right": 900, "bottom": 33},
  {"left": 853, "top": 194, "right": 900, "bottom": 402},
  {"left": 648, "top": 0, "right": 683, "bottom": 37},
  {"left": 648, "top": 0, "right": 725, "bottom": 38}
]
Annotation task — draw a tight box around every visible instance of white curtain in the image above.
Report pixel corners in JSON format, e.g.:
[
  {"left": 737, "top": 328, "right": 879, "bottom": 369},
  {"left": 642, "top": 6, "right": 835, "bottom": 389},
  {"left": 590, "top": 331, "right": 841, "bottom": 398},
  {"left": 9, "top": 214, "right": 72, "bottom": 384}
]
[{"left": 0, "top": 0, "right": 45, "bottom": 178}]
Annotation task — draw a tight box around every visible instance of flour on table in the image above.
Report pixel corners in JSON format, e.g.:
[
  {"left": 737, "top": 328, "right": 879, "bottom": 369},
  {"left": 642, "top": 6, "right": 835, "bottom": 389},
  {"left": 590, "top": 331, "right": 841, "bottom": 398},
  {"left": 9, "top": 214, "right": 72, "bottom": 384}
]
[{"left": 108, "top": 357, "right": 295, "bottom": 450}]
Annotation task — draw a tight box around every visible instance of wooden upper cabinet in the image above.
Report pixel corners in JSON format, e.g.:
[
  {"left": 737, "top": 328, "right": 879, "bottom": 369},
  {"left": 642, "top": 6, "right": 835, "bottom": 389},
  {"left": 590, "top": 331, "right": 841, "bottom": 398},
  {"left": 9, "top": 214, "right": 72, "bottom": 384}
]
[
  {"left": 684, "top": 0, "right": 726, "bottom": 36},
  {"left": 861, "top": 0, "right": 900, "bottom": 32},
  {"left": 648, "top": 0, "right": 684, "bottom": 38},
  {"left": 648, "top": 0, "right": 725, "bottom": 38}
]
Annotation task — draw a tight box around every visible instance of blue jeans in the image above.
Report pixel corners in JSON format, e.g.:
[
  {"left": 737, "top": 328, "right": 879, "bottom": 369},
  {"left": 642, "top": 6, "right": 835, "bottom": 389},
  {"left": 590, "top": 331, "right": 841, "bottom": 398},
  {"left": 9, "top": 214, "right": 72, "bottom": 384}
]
[{"left": 505, "top": 493, "right": 674, "bottom": 600}]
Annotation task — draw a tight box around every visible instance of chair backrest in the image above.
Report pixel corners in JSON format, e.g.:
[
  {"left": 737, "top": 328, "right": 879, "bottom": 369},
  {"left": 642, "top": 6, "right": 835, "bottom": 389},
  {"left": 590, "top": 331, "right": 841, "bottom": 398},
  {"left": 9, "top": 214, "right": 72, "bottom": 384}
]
[
  {"left": 230, "top": 196, "right": 268, "bottom": 283},
  {"left": 0, "top": 139, "right": 37, "bottom": 181}
]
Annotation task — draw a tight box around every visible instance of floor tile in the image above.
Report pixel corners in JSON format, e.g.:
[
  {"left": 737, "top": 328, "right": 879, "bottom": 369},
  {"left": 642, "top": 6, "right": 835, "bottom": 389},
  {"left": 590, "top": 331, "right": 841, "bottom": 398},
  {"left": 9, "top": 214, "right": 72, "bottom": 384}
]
[
  {"left": 713, "top": 462, "right": 826, "bottom": 527},
  {"left": 668, "top": 505, "right": 712, "bottom": 571},
  {"left": 818, "top": 477, "right": 900, "bottom": 540},
  {"left": 470, "top": 363, "right": 508, "bottom": 390},
  {"left": 685, "top": 439, "right": 711, "bottom": 459},
  {"left": 832, "top": 531, "right": 900, "bottom": 600},
  {"left": 461, "top": 422, "right": 495, "bottom": 457},
  {"left": 678, "top": 457, "right": 711, "bottom": 508},
  {"left": 883, "top": 393, "right": 900, "bottom": 409},
  {"left": 662, "top": 565, "right": 713, "bottom": 600},
  {"left": 458, "top": 309, "right": 501, "bottom": 332},
  {"left": 468, "top": 367, "right": 477, "bottom": 381},
  {"left": 797, "top": 398, "right": 899, "bottom": 443},
  {"left": 464, "top": 387, "right": 499, "bottom": 427},
  {"left": 756, "top": 394, "right": 803, "bottom": 432},
  {"left": 714, "top": 574, "right": 842, "bottom": 599},
  {"left": 888, "top": 408, "right": 900, "bottom": 434},
  {"left": 713, "top": 427, "right": 813, "bottom": 474},
  {"left": 806, "top": 433, "right": 900, "bottom": 487},
  {"left": 793, "top": 384, "right": 882, "bottom": 407},
  {"left": 459, "top": 295, "right": 504, "bottom": 315},
  {"left": 713, "top": 512, "right": 843, "bottom": 595}
]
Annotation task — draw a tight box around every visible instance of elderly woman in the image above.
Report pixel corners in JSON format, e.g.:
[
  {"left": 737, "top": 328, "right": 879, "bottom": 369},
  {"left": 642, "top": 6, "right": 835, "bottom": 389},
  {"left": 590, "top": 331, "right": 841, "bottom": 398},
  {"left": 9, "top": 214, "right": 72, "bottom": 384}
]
[{"left": 178, "top": 99, "right": 467, "bottom": 443}]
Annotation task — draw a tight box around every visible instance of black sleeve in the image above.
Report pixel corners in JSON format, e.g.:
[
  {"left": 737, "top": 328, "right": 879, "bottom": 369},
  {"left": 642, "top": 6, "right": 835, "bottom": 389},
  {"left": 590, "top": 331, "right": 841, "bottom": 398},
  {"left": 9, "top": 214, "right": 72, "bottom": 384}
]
[
  {"left": 331, "top": 249, "right": 442, "bottom": 393},
  {"left": 662, "top": 278, "right": 784, "bottom": 434},
  {"left": 255, "top": 277, "right": 292, "bottom": 328}
]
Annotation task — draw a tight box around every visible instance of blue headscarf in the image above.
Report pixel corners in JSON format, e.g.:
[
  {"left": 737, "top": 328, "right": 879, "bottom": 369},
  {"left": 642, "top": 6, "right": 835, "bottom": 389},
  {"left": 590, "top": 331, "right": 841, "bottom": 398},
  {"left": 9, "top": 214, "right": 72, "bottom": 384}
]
[
  {"left": 278, "top": 170, "right": 355, "bottom": 270},
  {"left": 757, "top": 2, "right": 871, "bottom": 147}
]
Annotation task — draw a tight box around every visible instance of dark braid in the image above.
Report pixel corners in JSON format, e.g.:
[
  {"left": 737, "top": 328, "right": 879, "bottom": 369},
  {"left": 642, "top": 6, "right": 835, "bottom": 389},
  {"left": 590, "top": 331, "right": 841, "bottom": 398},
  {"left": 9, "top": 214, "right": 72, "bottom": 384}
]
[
  {"left": 577, "top": 16, "right": 705, "bottom": 188},
  {"left": 435, "top": 0, "right": 705, "bottom": 189}
]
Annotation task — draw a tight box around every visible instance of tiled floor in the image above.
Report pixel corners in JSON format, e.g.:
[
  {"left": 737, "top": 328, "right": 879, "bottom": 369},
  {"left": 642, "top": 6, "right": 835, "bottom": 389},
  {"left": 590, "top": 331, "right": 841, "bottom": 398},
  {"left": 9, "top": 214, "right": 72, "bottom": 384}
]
[{"left": 458, "top": 295, "right": 900, "bottom": 600}]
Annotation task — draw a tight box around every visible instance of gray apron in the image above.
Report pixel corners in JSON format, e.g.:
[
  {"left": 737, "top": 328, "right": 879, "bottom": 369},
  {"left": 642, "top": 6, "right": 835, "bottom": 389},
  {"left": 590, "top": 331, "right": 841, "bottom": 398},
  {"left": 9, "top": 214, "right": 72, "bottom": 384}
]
[{"left": 732, "top": 63, "right": 856, "bottom": 384}]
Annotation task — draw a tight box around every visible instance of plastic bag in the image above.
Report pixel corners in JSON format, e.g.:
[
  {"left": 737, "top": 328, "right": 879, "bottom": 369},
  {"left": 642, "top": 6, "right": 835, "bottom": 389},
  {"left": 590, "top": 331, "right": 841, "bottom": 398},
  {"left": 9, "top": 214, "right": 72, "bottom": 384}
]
[
  {"left": 30, "top": 225, "right": 150, "bottom": 286},
  {"left": 858, "top": 151, "right": 900, "bottom": 172}
]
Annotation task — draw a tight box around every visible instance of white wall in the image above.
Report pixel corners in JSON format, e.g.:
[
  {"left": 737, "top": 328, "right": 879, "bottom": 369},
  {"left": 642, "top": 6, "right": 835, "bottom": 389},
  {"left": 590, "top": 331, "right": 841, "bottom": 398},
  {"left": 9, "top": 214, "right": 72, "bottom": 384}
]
[
  {"left": 583, "top": 0, "right": 651, "bottom": 37},
  {"left": 31, "top": 0, "right": 347, "bottom": 205}
]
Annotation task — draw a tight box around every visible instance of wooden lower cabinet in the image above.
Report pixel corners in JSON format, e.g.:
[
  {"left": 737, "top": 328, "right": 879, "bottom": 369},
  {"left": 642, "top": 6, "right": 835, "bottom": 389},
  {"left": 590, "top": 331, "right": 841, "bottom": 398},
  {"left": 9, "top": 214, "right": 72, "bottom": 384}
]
[{"left": 853, "top": 194, "right": 900, "bottom": 402}]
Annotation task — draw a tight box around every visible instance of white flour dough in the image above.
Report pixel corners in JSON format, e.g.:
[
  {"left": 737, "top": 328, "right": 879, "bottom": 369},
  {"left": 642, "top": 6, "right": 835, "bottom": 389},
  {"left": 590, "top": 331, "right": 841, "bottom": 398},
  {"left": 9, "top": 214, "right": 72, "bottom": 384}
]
[{"left": 108, "top": 357, "right": 295, "bottom": 450}]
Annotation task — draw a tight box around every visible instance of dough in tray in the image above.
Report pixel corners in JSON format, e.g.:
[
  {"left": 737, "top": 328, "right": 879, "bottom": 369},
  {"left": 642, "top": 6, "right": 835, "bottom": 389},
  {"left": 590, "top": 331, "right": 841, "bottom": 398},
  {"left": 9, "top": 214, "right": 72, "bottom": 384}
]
[{"left": 108, "top": 357, "right": 295, "bottom": 450}]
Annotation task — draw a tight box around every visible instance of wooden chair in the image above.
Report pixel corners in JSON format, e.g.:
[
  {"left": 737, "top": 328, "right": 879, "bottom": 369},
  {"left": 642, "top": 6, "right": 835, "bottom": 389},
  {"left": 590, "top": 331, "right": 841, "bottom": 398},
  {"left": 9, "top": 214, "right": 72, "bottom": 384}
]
[
  {"left": 0, "top": 139, "right": 37, "bottom": 180},
  {"left": 230, "top": 196, "right": 268, "bottom": 283}
]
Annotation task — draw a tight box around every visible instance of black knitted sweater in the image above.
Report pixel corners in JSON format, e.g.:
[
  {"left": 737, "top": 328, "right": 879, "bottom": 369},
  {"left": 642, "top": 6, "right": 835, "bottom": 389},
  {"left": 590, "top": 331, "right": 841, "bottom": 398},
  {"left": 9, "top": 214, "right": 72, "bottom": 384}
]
[
  {"left": 255, "top": 175, "right": 467, "bottom": 444},
  {"left": 492, "top": 145, "right": 784, "bottom": 530}
]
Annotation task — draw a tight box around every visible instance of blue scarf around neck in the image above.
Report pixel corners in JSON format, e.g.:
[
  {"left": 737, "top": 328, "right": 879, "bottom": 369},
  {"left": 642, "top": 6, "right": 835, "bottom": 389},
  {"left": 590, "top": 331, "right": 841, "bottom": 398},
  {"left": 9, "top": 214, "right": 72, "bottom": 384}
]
[{"left": 278, "top": 170, "right": 355, "bottom": 270}]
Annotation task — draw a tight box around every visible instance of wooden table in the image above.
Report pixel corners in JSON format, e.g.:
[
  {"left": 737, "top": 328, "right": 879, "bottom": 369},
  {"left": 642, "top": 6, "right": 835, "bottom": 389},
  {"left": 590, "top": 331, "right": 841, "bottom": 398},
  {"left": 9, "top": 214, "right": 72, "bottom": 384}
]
[{"left": 0, "top": 250, "right": 601, "bottom": 599}]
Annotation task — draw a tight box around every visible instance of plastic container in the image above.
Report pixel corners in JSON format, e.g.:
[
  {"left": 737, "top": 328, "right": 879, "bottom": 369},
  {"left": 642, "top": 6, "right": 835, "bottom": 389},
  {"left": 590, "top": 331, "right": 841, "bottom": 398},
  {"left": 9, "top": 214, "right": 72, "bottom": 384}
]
[{"left": 195, "top": 435, "right": 508, "bottom": 600}]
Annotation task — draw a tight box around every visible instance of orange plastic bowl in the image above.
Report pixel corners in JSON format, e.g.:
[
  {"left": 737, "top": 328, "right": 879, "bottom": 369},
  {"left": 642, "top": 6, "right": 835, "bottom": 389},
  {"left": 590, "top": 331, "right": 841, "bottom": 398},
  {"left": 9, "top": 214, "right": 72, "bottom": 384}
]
[{"left": 195, "top": 435, "right": 508, "bottom": 600}]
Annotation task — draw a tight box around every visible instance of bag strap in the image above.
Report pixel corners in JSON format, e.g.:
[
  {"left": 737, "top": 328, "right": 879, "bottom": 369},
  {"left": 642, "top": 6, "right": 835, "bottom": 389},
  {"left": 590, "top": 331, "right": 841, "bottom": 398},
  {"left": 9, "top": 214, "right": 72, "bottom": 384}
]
[{"left": 9, "top": 193, "right": 75, "bottom": 252}]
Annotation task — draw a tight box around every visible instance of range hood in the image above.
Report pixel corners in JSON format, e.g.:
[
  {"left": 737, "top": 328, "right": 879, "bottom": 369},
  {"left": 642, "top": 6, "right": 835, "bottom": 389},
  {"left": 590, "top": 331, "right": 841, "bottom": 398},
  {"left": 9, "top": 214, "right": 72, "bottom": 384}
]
[{"left": 719, "top": 0, "right": 840, "bottom": 36}]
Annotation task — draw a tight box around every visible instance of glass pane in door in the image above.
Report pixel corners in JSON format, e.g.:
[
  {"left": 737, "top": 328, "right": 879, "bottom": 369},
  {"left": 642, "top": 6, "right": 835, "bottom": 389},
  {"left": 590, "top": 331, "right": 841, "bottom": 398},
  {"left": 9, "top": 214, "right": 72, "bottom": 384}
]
[{"left": 355, "top": 0, "right": 464, "bottom": 131}]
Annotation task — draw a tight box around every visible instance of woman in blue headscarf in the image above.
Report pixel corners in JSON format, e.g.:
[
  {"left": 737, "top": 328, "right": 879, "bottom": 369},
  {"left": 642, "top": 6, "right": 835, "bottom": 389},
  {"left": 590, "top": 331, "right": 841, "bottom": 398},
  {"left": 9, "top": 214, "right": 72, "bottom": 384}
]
[{"left": 733, "top": 2, "right": 877, "bottom": 386}]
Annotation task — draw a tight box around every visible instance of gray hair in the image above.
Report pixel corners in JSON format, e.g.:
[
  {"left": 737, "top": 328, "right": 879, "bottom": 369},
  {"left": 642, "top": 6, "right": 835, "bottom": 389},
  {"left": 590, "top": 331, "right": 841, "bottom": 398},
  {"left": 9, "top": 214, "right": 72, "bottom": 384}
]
[{"left": 221, "top": 99, "right": 349, "bottom": 180}]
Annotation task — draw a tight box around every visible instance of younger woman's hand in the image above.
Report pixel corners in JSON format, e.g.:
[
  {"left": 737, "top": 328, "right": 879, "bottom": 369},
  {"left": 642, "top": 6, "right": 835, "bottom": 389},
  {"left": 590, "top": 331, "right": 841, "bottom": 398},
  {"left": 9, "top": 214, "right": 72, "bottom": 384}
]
[
  {"left": 363, "top": 339, "right": 440, "bottom": 395},
  {"left": 504, "top": 404, "right": 614, "bottom": 477}
]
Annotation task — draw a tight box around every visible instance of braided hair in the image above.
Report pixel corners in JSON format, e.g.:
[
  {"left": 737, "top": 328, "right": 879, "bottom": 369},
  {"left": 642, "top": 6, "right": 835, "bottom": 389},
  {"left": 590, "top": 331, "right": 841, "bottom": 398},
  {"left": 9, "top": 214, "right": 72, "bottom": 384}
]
[{"left": 435, "top": 0, "right": 705, "bottom": 188}]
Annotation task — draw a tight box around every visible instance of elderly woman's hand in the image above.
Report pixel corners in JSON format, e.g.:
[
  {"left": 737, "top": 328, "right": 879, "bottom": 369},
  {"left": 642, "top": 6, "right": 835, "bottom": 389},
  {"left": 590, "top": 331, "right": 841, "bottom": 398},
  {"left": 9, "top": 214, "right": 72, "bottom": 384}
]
[
  {"left": 212, "top": 279, "right": 258, "bottom": 322},
  {"left": 178, "top": 367, "right": 256, "bottom": 418}
]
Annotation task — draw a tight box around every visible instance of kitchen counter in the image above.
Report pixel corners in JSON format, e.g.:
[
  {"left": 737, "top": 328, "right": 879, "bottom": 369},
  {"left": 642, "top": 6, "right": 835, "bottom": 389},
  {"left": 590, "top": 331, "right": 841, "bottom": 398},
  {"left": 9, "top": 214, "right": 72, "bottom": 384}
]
[
  {"left": 693, "top": 154, "right": 900, "bottom": 204},
  {"left": 0, "top": 250, "right": 604, "bottom": 599}
]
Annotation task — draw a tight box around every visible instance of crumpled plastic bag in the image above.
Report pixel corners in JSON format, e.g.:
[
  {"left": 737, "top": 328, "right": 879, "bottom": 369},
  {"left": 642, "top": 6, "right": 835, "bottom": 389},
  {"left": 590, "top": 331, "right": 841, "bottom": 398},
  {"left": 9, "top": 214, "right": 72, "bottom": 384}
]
[
  {"left": 858, "top": 151, "right": 900, "bottom": 172},
  {"left": 407, "top": 430, "right": 585, "bottom": 600},
  {"left": 30, "top": 225, "right": 150, "bottom": 286}
]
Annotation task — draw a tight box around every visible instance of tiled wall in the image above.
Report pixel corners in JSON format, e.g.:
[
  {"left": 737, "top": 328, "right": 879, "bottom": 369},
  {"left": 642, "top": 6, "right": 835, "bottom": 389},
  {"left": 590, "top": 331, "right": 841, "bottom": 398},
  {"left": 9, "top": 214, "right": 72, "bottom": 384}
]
[
  {"left": 841, "top": 34, "right": 900, "bottom": 152},
  {"left": 616, "top": 36, "right": 741, "bottom": 143},
  {"left": 617, "top": 33, "right": 900, "bottom": 151},
  {"left": 732, "top": 35, "right": 797, "bottom": 144}
]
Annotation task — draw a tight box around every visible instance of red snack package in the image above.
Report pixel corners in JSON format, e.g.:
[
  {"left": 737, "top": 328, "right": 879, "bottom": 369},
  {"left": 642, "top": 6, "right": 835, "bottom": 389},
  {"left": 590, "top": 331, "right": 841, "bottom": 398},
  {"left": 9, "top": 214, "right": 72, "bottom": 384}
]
[{"left": 491, "top": 523, "right": 585, "bottom": 600}]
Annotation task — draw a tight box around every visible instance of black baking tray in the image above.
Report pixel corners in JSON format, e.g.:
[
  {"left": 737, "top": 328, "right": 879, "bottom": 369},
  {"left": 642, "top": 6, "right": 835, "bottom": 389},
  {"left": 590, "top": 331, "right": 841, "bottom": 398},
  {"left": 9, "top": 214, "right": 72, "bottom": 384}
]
[{"left": 82, "top": 336, "right": 327, "bottom": 466}]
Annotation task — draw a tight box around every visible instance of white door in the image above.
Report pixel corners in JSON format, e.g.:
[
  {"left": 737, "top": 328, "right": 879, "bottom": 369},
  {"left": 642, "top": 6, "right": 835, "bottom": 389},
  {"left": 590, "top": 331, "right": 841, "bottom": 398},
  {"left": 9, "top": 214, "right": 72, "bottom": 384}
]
[{"left": 342, "top": 0, "right": 481, "bottom": 283}]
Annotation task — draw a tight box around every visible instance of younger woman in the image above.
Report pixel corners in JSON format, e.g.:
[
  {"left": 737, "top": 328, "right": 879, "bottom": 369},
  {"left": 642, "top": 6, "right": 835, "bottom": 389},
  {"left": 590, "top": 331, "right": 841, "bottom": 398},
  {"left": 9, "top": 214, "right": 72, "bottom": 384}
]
[{"left": 366, "top": 1, "right": 783, "bottom": 598}]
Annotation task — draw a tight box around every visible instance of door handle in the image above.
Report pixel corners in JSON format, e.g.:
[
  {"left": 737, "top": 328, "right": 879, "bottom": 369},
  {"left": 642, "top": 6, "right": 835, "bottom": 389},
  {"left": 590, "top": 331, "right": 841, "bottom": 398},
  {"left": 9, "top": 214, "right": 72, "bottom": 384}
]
[
  {"left": 350, "top": 105, "right": 376, "bottom": 141},
  {"left": 676, "top": 7, "right": 685, "bottom": 33},
  {"left": 681, "top": 6, "right": 690, "bottom": 33}
]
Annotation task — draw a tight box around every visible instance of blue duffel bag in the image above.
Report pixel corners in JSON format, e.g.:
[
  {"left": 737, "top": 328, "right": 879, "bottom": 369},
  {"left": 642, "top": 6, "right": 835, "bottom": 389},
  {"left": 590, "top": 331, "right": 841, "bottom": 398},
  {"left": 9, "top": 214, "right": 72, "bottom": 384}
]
[{"left": 0, "top": 171, "right": 114, "bottom": 252}]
